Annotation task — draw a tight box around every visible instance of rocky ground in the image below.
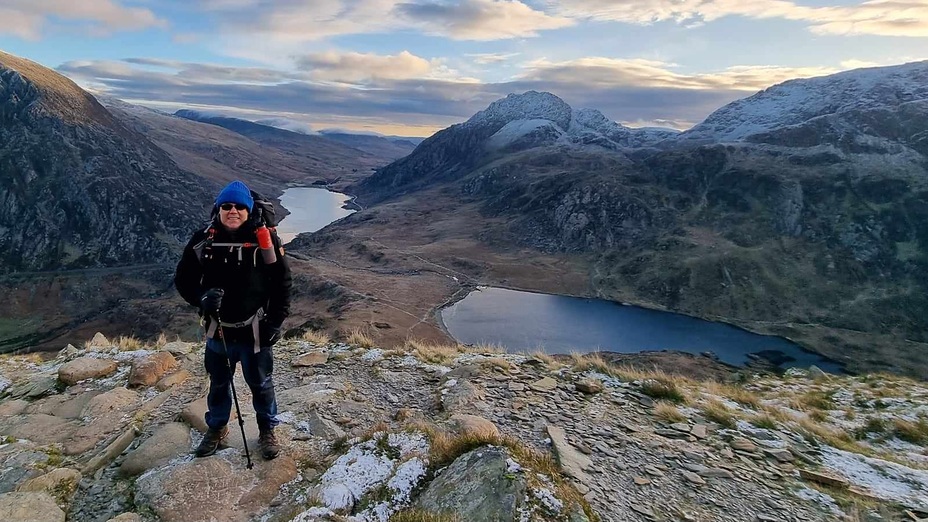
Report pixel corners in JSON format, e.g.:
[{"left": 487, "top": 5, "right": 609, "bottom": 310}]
[{"left": 0, "top": 333, "right": 926, "bottom": 522}]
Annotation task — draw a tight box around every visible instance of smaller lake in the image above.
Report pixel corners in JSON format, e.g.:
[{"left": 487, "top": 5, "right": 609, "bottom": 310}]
[
  {"left": 275, "top": 187, "right": 356, "bottom": 244},
  {"left": 441, "top": 287, "right": 841, "bottom": 371}
]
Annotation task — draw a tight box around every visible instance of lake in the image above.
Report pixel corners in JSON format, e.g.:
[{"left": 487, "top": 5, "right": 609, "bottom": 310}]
[
  {"left": 275, "top": 187, "right": 356, "bottom": 244},
  {"left": 440, "top": 287, "right": 841, "bottom": 371}
]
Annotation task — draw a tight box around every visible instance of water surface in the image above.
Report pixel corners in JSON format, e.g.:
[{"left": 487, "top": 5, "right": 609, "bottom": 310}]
[
  {"left": 441, "top": 287, "right": 840, "bottom": 371},
  {"left": 275, "top": 187, "right": 356, "bottom": 244}
]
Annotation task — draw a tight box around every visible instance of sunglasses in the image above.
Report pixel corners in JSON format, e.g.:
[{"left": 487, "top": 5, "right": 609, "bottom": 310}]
[{"left": 219, "top": 203, "right": 249, "bottom": 211}]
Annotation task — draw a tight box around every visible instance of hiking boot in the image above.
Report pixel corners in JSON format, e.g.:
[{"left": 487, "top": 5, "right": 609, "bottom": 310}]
[
  {"left": 258, "top": 428, "right": 280, "bottom": 460},
  {"left": 195, "top": 426, "right": 229, "bottom": 457}
]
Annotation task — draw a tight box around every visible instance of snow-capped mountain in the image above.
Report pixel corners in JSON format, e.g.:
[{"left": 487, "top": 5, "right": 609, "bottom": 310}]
[
  {"left": 354, "top": 91, "right": 678, "bottom": 203},
  {"left": 679, "top": 61, "right": 928, "bottom": 145},
  {"left": 468, "top": 91, "right": 677, "bottom": 152}
]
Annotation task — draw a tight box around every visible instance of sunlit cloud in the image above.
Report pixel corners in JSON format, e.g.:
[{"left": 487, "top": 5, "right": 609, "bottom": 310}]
[
  {"left": 519, "top": 57, "right": 839, "bottom": 91},
  {"left": 0, "top": 0, "right": 166, "bottom": 40},
  {"left": 294, "top": 51, "right": 443, "bottom": 82},
  {"left": 197, "top": 0, "right": 571, "bottom": 43},
  {"left": 551, "top": 0, "right": 928, "bottom": 37}
]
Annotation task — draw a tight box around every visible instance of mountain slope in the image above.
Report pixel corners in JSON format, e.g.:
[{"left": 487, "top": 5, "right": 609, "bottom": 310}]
[
  {"left": 0, "top": 51, "right": 213, "bottom": 272},
  {"left": 318, "top": 131, "right": 418, "bottom": 160},
  {"left": 174, "top": 109, "right": 387, "bottom": 180}
]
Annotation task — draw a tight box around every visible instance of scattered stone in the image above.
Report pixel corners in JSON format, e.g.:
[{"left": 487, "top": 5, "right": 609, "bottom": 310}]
[
  {"left": 128, "top": 352, "right": 177, "bottom": 388},
  {"left": 763, "top": 448, "right": 794, "bottom": 463},
  {"left": 161, "top": 341, "right": 195, "bottom": 356},
  {"left": 119, "top": 423, "right": 190, "bottom": 477},
  {"left": 798, "top": 469, "right": 849, "bottom": 489},
  {"left": 88, "top": 333, "right": 110, "bottom": 349},
  {"left": 57, "top": 345, "right": 80, "bottom": 359},
  {"left": 441, "top": 380, "right": 485, "bottom": 412},
  {"left": 681, "top": 471, "right": 706, "bottom": 486},
  {"left": 630, "top": 503, "right": 656, "bottom": 518},
  {"left": 730, "top": 437, "right": 758, "bottom": 453},
  {"left": 508, "top": 382, "right": 525, "bottom": 392},
  {"left": 575, "top": 378, "right": 604, "bottom": 394},
  {"left": 547, "top": 425, "right": 592, "bottom": 483},
  {"left": 6, "top": 375, "right": 58, "bottom": 400},
  {"left": 669, "top": 423, "right": 690, "bottom": 433},
  {"left": 530, "top": 377, "right": 558, "bottom": 392},
  {"left": 644, "top": 465, "right": 664, "bottom": 477},
  {"left": 155, "top": 370, "right": 192, "bottom": 391},
  {"left": 633, "top": 476, "right": 651, "bottom": 486},
  {"left": 291, "top": 352, "right": 328, "bottom": 367},
  {"left": 301, "top": 412, "right": 347, "bottom": 440},
  {"left": 691, "top": 424, "right": 707, "bottom": 439},
  {"left": 450, "top": 414, "right": 500, "bottom": 439},
  {"left": 808, "top": 366, "right": 827, "bottom": 381},
  {"left": 106, "top": 514, "right": 142, "bottom": 522},
  {"left": 15, "top": 468, "right": 81, "bottom": 505},
  {"left": 0, "top": 491, "right": 65, "bottom": 522}
]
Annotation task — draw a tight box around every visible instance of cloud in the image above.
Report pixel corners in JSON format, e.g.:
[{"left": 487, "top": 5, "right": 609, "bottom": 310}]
[
  {"left": 196, "top": 0, "right": 571, "bottom": 44},
  {"left": 467, "top": 52, "right": 522, "bottom": 64},
  {"left": 551, "top": 0, "right": 928, "bottom": 37},
  {"left": 396, "top": 0, "right": 573, "bottom": 39},
  {"left": 0, "top": 0, "right": 166, "bottom": 40},
  {"left": 294, "top": 50, "right": 440, "bottom": 82},
  {"left": 518, "top": 57, "right": 838, "bottom": 91}
]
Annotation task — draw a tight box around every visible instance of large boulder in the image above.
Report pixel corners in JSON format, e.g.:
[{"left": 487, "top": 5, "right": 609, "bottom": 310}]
[
  {"left": 134, "top": 452, "right": 297, "bottom": 522},
  {"left": 119, "top": 423, "right": 190, "bottom": 477},
  {"left": 15, "top": 468, "right": 81, "bottom": 506},
  {"left": 414, "top": 446, "right": 527, "bottom": 521},
  {"left": 58, "top": 357, "right": 118, "bottom": 385},
  {"left": 0, "top": 491, "right": 65, "bottom": 522},
  {"left": 128, "top": 352, "right": 177, "bottom": 388}
]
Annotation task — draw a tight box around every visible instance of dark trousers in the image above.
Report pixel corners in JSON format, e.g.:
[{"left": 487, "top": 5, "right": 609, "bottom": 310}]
[{"left": 204, "top": 338, "right": 279, "bottom": 432}]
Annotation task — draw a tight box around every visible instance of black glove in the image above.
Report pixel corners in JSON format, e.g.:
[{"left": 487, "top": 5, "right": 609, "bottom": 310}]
[
  {"left": 200, "top": 288, "right": 224, "bottom": 316},
  {"left": 260, "top": 322, "right": 282, "bottom": 347}
]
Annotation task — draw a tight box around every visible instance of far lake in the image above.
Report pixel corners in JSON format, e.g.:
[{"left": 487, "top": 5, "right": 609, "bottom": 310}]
[
  {"left": 441, "top": 287, "right": 841, "bottom": 371},
  {"left": 275, "top": 187, "right": 356, "bottom": 244}
]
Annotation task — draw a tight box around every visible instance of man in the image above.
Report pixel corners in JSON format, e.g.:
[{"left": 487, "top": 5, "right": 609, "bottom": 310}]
[{"left": 175, "top": 180, "right": 292, "bottom": 460}]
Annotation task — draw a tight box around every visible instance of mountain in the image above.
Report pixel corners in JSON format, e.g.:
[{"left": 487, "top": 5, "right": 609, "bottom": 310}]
[
  {"left": 678, "top": 60, "right": 928, "bottom": 154},
  {"left": 353, "top": 91, "right": 676, "bottom": 203},
  {"left": 337, "top": 67, "right": 928, "bottom": 376},
  {"left": 0, "top": 51, "right": 213, "bottom": 272},
  {"left": 317, "top": 130, "right": 419, "bottom": 160},
  {"left": 102, "top": 98, "right": 353, "bottom": 193},
  {"left": 173, "top": 109, "right": 390, "bottom": 179}
]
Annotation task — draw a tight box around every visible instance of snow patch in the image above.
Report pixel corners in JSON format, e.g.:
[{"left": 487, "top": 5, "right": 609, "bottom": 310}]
[
  {"left": 820, "top": 446, "right": 928, "bottom": 509},
  {"left": 362, "top": 349, "right": 384, "bottom": 362}
]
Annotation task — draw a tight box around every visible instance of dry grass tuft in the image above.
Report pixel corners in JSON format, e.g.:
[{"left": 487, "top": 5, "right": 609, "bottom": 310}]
[
  {"left": 893, "top": 418, "right": 928, "bottom": 445},
  {"left": 154, "top": 333, "right": 168, "bottom": 348},
  {"left": 115, "top": 336, "right": 143, "bottom": 351},
  {"left": 389, "top": 510, "right": 460, "bottom": 522},
  {"left": 704, "top": 381, "right": 761, "bottom": 409},
  {"left": 568, "top": 352, "right": 618, "bottom": 376},
  {"left": 346, "top": 328, "right": 376, "bottom": 348},
  {"left": 702, "top": 399, "right": 737, "bottom": 429},
  {"left": 302, "top": 329, "right": 331, "bottom": 345},
  {"left": 750, "top": 412, "right": 779, "bottom": 430},
  {"left": 526, "top": 350, "right": 563, "bottom": 370},
  {"left": 405, "top": 339, "right": 464, "bottom": 365},
  {"left": 797, "top": 389, "right": 835, "bottom": 411},
  {"left": 654, "top": 402, "right": 687, "bottom": 423},
  {"left": 480, "top": 357, "right": 514, "bottom": 373},
  {"left": 641, "top": 378, "right": 687, "bottom": 404}
]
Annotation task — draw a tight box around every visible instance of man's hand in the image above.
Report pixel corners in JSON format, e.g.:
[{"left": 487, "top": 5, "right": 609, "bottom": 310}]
[
  {"left": 200, "top": 288, "right": 224, "bottom": 316},
  {"left": 260, "top": 323, "right": 282, "bottom": 347}
]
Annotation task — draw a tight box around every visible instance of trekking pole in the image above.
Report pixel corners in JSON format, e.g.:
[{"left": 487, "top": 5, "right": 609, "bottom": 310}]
[{"left": 215, "top": 317, "right": 254, "bottom": 469}]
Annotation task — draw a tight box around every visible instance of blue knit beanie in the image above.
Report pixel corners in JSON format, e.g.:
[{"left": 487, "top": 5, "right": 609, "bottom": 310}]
[{"left": 215, "top": 180, "right": 254, "bottom": 211}]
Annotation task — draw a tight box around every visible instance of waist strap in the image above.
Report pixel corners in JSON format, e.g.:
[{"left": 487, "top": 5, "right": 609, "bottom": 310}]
[{"left": 206, "top": 308, "right": 265, "bottom": 353}]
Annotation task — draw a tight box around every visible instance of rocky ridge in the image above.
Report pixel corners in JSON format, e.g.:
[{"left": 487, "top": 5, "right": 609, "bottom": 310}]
[
  {"left": 0, "top": 334, "right": 926, "bottom": 521},
  {"left": 0, "top": 51, "right": 214, "bottom": 273}
]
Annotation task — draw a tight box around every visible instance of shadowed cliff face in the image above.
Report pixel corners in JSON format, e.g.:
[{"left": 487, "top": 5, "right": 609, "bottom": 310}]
[{"left": 0, "top": 51, "right": 214, "bottom": 273}]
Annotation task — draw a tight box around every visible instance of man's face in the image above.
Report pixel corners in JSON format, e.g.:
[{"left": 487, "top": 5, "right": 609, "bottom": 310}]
[{"left": 218, "top": 203, "right": 249, "bottom": 231}]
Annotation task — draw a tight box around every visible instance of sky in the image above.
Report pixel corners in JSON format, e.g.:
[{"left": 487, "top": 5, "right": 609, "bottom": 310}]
[{"left": 0, "top": 0, "right": 926, "bottom": 137}]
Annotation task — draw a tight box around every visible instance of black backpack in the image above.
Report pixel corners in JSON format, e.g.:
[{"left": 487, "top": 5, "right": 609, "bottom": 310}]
[{"left": 250, "top": 190, "right": 278, "bottom": 228}]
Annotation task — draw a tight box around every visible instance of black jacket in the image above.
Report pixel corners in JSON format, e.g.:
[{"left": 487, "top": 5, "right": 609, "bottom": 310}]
[{"left": 174, "top": 219, "right": 292, "bottom": 339}]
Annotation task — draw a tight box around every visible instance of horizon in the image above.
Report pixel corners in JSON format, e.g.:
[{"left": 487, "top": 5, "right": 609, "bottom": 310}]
[{"left": 1, "top": 1, "right": 926, "bottom": 137}]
